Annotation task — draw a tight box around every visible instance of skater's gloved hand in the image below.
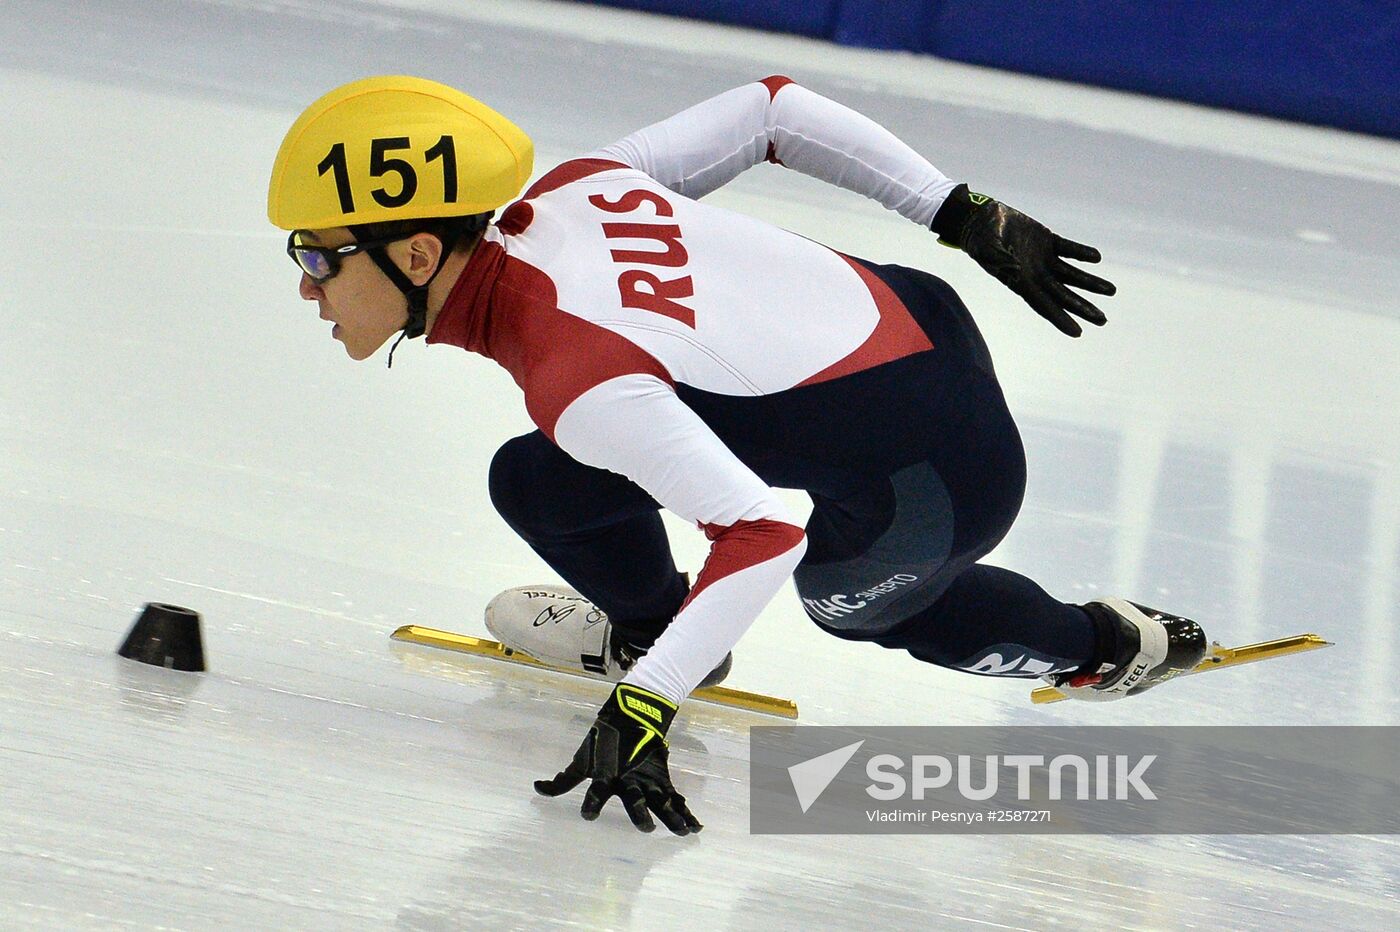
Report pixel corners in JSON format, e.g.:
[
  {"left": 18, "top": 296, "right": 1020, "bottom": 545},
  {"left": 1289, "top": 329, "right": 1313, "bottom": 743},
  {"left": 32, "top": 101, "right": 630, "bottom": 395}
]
[
  {"left": 932, "top": 184, "right": 1116, "bottom": 337},
  {"left": 535, "top": 683, "right": 703, "bottom": 836}
]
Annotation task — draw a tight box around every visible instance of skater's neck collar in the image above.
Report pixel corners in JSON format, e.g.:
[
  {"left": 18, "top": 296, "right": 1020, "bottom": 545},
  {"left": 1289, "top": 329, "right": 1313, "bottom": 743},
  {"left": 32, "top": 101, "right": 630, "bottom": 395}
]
[{"left": 425, "top": 229, "right": 503, "bottom": 357}]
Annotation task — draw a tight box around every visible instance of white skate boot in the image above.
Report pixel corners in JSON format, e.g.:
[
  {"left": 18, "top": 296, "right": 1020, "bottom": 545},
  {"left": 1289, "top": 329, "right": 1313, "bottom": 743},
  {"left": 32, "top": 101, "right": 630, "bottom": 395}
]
[
  {"left": 1049, "top": 598, "right": 1207, "bottom": 701},
  {"left": 483, "top": 585, "right": 732, "bottom": 688}
]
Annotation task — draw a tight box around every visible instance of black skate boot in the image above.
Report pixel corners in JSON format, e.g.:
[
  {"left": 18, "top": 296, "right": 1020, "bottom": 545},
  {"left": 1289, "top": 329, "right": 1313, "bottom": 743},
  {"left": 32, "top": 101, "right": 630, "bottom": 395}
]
[{"left": 1051, "top": 598, "right": 1208, "bottom": 702}]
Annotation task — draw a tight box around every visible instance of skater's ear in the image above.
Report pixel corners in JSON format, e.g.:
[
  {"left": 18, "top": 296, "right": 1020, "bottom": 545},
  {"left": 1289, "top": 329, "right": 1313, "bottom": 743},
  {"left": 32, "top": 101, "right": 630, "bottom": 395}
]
[{"left": 396, "top": 231, "right": 447, "bottom": 286}]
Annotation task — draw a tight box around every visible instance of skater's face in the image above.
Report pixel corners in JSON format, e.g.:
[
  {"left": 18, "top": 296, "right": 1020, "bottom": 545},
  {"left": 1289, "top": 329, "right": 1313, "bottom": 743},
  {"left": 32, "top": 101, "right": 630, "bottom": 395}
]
[{"left": 293, "top": 227, "right": 441, "bottom": 361}]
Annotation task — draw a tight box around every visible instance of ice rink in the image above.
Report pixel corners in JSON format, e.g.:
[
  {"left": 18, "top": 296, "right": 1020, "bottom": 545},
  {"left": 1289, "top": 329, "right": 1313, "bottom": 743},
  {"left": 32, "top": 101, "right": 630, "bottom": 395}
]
[{"left": 2, "top": 0, "right": 1398, "bottom": 928}]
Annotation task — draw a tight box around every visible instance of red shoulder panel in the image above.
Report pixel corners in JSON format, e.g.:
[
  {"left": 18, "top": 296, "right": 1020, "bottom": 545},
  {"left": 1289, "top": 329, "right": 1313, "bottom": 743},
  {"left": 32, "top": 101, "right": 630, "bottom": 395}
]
[
  {"left": 759, "top": 75, "right": 795, "bottom": 100},
  {"left": 493, "top": 257, "right": 673, "bottom": 441},
  {"left": 523, "top": 158, "right": 630, "bottom": 200}
]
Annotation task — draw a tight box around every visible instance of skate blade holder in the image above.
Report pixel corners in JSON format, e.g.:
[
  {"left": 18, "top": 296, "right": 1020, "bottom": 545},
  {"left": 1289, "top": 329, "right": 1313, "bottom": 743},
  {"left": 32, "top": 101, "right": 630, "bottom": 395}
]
[
  {"left": 1030, "top": 633, "right": 1333, "bottom": 705},
  {"left": 391, "top": 625, "right": 799, "bottom": 718}
]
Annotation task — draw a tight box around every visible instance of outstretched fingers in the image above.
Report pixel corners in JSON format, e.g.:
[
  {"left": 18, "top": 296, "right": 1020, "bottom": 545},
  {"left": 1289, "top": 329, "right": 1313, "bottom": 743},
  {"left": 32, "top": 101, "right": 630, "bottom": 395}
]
[
  {"left": 580, "top": 779, "right": 614, "bottom": 821},
  {"left": 1049, "top": 280, "right": 1109, "bottom": 327},
  {"left": 620, "top": 785, "right": 657, "bottom": 833},
  {"left": 1049, "top": 256, "right": 1116, "bottom": 297},
  {"left": 1018, "top": 281, "right": 1083, "bottom": 337},
  {"left": 1054, "top": 235, "right": 1103, "bottom": 264},
  {"left": 648, "top": 789, "right": 703, "bottom": 836},
  {"left": 534, "top": 762, "right": 588, "bottom": 797}
]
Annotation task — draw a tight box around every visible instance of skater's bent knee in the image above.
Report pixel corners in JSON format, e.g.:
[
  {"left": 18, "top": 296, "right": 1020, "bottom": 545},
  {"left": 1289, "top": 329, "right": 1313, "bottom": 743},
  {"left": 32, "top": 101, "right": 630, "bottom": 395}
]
[{"left": 487, "top": 433, "right": 553, "bottom": 528}]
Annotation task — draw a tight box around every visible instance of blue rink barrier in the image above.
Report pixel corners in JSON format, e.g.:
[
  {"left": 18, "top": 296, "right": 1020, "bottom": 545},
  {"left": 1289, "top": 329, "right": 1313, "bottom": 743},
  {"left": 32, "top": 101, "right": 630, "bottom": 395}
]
[
  {"left": 581, "top": 0, "right": 841, "bottom": 37},
  {"left": 577, "top": 0, "right": 1400, "bottom": 139}
]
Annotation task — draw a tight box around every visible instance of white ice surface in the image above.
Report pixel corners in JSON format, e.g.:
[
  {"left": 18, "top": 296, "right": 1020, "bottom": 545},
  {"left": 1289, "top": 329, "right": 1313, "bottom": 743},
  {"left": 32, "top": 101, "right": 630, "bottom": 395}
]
[{"left": 2, "top": 1, "right": 1398, "bottom": 929}]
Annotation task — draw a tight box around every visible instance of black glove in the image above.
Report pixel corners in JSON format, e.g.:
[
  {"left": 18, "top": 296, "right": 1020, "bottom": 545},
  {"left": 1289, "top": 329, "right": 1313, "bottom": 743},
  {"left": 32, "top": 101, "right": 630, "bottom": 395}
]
[
  {"left": 535, "top": 683, "right": 703, "bottom": 836},
  {"left": 932, "top": 183, "right": 1116, "bottom": 337}
]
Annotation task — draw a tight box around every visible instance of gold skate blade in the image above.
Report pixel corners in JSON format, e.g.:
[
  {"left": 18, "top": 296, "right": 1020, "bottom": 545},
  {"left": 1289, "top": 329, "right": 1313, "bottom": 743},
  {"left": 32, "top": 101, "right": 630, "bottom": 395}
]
[
  {"left": 1030, "top": 633, "right": 1333, "bottom": 705},
  {"left": 391, "top": 625, "right": 799, "bottom": 719},
  {"left": 1197, "top": 633, "right": 1333, "bottom": 668}
]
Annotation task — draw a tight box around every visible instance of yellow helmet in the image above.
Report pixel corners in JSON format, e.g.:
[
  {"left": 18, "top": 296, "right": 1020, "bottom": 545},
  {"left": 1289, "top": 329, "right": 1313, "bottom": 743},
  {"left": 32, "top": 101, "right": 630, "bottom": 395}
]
[{"left": 268, "top": 75, "right": 533, "bottom": 230}]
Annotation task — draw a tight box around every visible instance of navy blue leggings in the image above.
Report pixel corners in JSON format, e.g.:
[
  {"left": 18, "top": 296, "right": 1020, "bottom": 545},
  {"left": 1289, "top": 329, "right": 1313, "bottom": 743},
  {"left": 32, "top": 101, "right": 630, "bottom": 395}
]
[{"left": 487, "top": 262, "right": 1099, "bottom": 678}]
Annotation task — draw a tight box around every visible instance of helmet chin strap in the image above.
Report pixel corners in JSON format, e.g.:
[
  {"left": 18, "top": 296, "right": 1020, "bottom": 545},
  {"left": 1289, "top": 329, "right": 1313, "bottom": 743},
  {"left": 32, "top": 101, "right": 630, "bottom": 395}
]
[{"left": 359, "top": 226, "right": 465, "bottom": 368}]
